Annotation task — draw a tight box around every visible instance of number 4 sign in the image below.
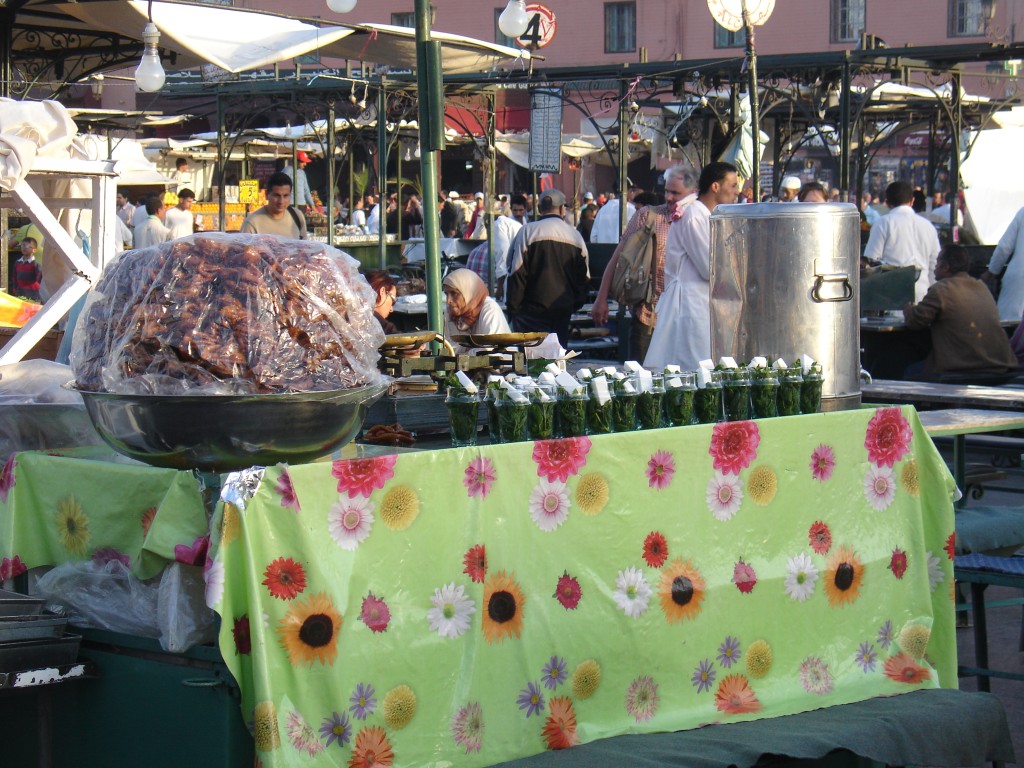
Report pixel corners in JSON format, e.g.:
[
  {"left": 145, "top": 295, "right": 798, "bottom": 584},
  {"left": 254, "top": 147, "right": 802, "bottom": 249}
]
[{"left": 517, "top": 4, "right": 557, "bottom": 49}]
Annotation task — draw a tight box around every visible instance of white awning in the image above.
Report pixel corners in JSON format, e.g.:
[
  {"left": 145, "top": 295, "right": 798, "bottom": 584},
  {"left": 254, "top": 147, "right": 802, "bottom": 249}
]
[{"left": 55, "top": 1, "right": 529, "bottom": 76}]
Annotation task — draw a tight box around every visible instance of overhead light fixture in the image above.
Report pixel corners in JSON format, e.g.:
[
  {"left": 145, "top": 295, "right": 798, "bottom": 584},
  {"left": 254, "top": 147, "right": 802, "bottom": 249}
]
[
  {"left": 326, "top": 0, "right": 358, "bottom": 12},
  {"left": 357, "top": 83, "right": 369, "bottom": 110},
  {"left": 349, "top": 82, "right": 358, "bottom": 104},
  {"left": 498, "top": 0, "right": 529, "bottom": 39},
  {"left": 135, "top": 20, "right": 166, "bottom": 92},
  {"left": 404, "top": 144, "right": 412, "bottom": 162}
]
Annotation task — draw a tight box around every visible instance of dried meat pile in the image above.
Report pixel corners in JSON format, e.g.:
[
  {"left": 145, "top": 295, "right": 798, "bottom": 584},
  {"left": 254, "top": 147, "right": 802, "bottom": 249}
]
[{"left": 71, "top": 233, "right": 385, "bottom": 395}]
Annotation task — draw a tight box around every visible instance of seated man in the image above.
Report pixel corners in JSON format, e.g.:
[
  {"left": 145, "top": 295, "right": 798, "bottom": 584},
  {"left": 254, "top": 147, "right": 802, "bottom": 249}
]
[{"left": 902, "top": 244, "right": 1017, "bottom": 381}]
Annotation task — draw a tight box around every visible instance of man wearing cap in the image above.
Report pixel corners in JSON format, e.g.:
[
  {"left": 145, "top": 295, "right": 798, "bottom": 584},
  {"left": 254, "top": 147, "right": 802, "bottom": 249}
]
[
  {"left": 441, "top": 191, "right": 462, "bottom": 237},
  {"left": 283, "top": 151, "right": 315, "bottom": 210},
  {"left": 779, "top": 175, "right": 802, "bottom": 202},
  {"left": 506, "top": 189, "right": 589, "bottom": 347},
  {"left": 165, "top": 188, "right": 196, "bottom": 240},
  {"left": 468, "top": 192, "right": 486, "bottom": 238}
]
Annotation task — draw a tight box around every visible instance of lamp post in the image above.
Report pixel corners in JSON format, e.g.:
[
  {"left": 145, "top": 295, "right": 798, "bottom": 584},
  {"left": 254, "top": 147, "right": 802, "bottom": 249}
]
[{"left": 706, "top": 0, "right": 774, "bottom": 201}]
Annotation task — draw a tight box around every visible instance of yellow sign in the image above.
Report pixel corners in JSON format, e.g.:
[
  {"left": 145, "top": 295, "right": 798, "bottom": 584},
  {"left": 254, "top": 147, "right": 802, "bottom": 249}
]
[{"left": 239, "top": 179, "right": 260, "bottom": 205}]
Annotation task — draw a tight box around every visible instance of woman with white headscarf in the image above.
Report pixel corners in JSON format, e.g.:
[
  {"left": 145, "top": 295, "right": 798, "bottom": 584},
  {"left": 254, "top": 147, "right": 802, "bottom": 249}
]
[{"left": 442, "top": 268, "right": 510, "bottom": 350}]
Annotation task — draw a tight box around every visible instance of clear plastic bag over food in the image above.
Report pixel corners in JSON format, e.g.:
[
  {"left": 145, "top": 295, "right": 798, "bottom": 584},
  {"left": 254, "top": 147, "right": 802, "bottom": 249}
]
[{"left": 70, "top": 233, "right": 386, "bottom": 395}]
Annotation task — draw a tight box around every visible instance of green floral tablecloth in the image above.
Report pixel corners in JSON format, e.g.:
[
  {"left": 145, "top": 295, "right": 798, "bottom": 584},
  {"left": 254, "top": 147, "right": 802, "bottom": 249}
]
[
  {"left": 204, "top": 406, "right": 957, "bottom": 768},
  {"left": 0, "top": 447, "right": 208, "bottom": 581}
]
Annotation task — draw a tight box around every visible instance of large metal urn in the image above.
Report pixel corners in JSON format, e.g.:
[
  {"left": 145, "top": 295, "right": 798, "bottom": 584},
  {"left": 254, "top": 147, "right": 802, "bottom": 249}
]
[{"left": 709, "top": 202, "right": 861, "bottom": 411}]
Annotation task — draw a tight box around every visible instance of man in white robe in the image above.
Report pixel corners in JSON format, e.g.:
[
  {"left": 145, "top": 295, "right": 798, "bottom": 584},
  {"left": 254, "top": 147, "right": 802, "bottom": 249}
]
[{"left": 644, "top": 162, "right": 739, "bottom": 371}]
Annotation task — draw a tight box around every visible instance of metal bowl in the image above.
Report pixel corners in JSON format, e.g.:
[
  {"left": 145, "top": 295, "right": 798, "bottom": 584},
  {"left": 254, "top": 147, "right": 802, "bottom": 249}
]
[{"left": 73, "top": 383, "right": 387, "bottom": 472}]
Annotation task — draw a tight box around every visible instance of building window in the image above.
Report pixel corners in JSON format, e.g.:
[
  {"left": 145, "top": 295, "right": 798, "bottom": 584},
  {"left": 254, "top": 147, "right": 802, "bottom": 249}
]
[
  {"left": 604, "top": 2, "right": 636, "bottom": 53},
  {"left": 494, "top": 8, "right": 517, "bottom": 47},
  {"left": 949, "top": 0, "right": 987, "bottom": 36},
  {"left": 831, "top": 0, "right": 865, "bottom": 43},
  {"left": 391, "top": 12, "right": 415, "bottom": 27},
  {"left": 714, "top": 23, "right": 744, "bottom": 48}
]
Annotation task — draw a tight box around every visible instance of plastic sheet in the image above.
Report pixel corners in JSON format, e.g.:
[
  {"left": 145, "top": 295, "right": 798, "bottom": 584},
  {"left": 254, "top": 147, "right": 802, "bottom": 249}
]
[
  {"left": 71, "top": 233, "right": 386, "bottom": 395},
  {"left": 36, "top": 559, "right": 217, "bottom": 652},
  {"left": 0, "top": 359, "right": 104, "bottom": 454}
]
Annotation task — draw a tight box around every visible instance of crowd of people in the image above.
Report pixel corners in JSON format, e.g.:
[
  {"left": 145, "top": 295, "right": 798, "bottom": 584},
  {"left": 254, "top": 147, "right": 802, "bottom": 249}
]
[{"left": 13, "top": 147, "right": 1024, "bottom": 386}]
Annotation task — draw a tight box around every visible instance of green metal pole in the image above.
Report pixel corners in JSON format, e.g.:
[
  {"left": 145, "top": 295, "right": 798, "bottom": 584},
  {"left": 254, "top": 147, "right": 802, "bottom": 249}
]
[
  {"left": 328, "top": 98, "right": 336, "bottom": 248},
  {"left": 741, "top": 0, "right": 760, "bottom": 203},
  {"left": 217, "top": 93, "right": 227, "bottom": 232},
  {"left": 617, "top": 81, "right": 628, "bottom": 238},
  {"left": 377, "top": 81, "right": 388, "bottom": 270},
  {"left": 415, "top": 0, "right": 444, "bottom": 336}
]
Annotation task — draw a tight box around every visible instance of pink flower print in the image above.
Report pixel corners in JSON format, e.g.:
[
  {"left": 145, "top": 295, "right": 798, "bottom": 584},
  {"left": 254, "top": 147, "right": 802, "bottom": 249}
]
[
  {"left": 708, "top": 422, "right": 760, "bottom": 476},
  {"left": 0, "top": 555, "right": 26, "bottom": 581},
  {"left": 864, "top": 408, "right": 912, "bottom": 468},
  {"left": 276, "top": 469, "right": 301, "bottom": 512},
  {"left": 810, "top": 444, "right": 835, "bottom": 482},
  {"left": 174, "top": 535, "right": 210, "bottom": 566},
  {"left": 0, "top": 454, "right": 15, "bottom": 503},
  {"left": 463, "top": 457, "right": 496, "bottom": 498},
  {"left": 331, "top": 455, "right": 397, "bottom": 498},
  {"left": 646, "top": 451, "right": 676, "bottom": 490},
  {"left": 732, "top": 560, "right": 757, "bottom": 594},
  {"left": 532, "top": 437, "right": 591, "bottom": 483}
]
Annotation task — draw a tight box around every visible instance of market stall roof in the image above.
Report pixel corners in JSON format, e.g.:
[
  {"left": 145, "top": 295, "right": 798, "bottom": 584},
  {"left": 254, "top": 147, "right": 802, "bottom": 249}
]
[
  {"left": 12, "top": 0, "right": 530, "bottom": 88},
  {"left": 65, "top": 108, "right": 195, "bottom": 131}
]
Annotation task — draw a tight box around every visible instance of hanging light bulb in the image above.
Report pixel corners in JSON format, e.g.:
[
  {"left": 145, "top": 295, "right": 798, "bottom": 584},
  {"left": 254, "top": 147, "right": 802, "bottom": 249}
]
[
  {"left": 404, "top": 144, "right": 412, "bottom": 162},
  {"left": 498, "top": 0, "right": 530, "bottom": 39},
  {"left": 349, "top": 82, "right": 358, "bottom": 104},
  {"left": 135, "top": 22, "right": 166, "bottom": 92},
  {"left": 326, "top": 0, "right": 358, "bottom": 12},
  {"left": 357, "top": 83, "right": 369, "bottom": 110},
  {"left": 414, "top": 144, "right": 421, "bottom": 159}
]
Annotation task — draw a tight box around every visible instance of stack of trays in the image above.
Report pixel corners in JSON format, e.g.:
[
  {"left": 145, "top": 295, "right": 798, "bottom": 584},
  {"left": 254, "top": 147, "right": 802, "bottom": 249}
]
[{"left": 0, "top": 589, "right": 80, "bottom": 673}]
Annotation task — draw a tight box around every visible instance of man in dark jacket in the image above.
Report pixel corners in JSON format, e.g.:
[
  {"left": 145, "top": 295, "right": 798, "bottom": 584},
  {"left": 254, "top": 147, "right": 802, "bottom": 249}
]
[
  {"left": 903, "top": 244, "right": 1017, "bottom": 380},
  {"left": 506, "top": 189, "right": 590, "bottom": 347}
]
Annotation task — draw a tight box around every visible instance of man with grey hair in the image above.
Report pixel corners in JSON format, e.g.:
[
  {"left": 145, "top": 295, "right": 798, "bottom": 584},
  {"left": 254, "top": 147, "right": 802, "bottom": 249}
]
[
  {"left": 506, "top": 189, "right": 590, "bottom": 347},
  {"left": 591, "top": 166, "right": 697, "bottom": 362}
]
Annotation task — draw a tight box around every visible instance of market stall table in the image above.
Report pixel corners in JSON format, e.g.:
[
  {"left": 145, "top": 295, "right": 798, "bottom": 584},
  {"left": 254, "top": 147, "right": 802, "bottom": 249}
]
[
  {"left": 0, "top": 407, "right": 972, "bottom": 767},
  {"left": 862, "top": 378, "right": 1024, "bottom": 410},
  {"left": 918, "top": 407, "right": 1024, "bottom": 508}
]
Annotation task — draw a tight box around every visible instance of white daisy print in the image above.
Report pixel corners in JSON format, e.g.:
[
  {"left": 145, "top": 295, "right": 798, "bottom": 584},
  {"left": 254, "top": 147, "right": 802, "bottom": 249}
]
[
  {"left": 328, "top": 496, "right": 374, "bottom": 550},
  {"left": 427, "top": 582, "right": 476, "bottom": 638},
  {"left": 706, "top": 471, "right": 743, "bottom": 521},
  {"left": 926, "top": 551, "right": 944, "bottom": 592},
  {"left": 864, "top": 465, "right": 896, "bottom": 511},
  {"left": 204, "top": 557, "right": 225, "bottom": 608},
  {"left": 784, "top": 552, "right": 819, "bottom": 602},
  {"left": 529, "top": 478, "right": 570, "bottom": 532},
  {"left": 613, "top": 566, "right": 652, "bottom": 618}
]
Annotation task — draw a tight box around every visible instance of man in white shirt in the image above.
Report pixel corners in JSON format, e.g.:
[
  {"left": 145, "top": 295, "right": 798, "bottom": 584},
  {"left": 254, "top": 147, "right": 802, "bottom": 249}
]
[
  {"left": 131, "top": 196, "right": 151, "bottom": 230},
  {"left": 116, "top": 191, "right": 135, "bottom": 229},
  {"left": 171, "top": 157, "right": 194, "bottom": 194},
  {"left": 282, "top": 151, "right": 315, "bottom": 210},
  {"left": 164, "top": 188, "right": 195, "bottom": 240},
  {"left": 863, "top": 180, "right": 941, "bottom": 303},
  {"left": 589, "top": 194, "right": 636, "bottom": 244},
  {"left": 644, "top": 162, "right": 739, "bottom": 371},
  {"left": 135, "top": 194, "right": 172, "bottom": 249},
  {"left": 365, "top": 194, "right": 380, "bottom": 235}
]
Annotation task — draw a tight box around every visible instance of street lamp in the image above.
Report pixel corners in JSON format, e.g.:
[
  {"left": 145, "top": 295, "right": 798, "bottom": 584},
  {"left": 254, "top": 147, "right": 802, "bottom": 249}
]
[
  {"left": 498, "top": 0, "right": 530, "bottom": 39},
  {"left": 326, "top": 0, "right": 358, "bottom": 12}
]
